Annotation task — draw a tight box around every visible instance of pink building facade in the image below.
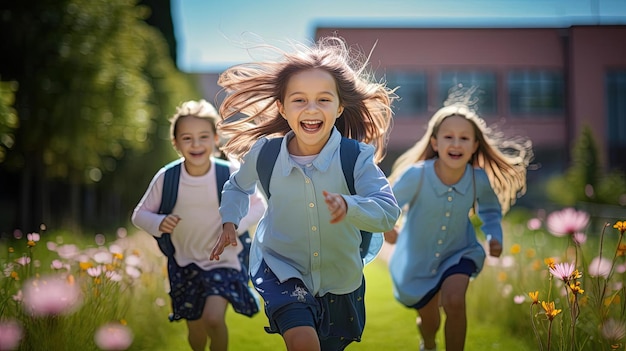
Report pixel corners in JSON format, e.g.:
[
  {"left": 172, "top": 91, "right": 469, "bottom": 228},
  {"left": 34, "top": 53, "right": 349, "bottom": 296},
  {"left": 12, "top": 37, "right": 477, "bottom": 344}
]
[{"left": 314, "top": 26, "right": 626, "bottom": 176}]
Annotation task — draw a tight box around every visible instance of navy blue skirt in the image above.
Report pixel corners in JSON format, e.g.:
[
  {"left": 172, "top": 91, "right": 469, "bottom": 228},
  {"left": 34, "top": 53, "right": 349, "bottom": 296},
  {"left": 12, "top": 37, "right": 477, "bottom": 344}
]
[
  {"left": 411, "top": 258, "right": 477, "bottom": 309},
  {"left": 166, "top": 233, "right": 258, "bottom": 322},
  {"left": 253, "top": 260, "right": 366, "bottom": 349}
]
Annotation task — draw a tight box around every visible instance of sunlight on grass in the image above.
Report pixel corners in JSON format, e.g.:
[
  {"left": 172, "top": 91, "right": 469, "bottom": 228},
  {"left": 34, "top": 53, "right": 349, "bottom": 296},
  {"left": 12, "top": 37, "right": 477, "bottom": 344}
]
[{"left": 2, "top": 209, "right": 623, "bottom": 350}]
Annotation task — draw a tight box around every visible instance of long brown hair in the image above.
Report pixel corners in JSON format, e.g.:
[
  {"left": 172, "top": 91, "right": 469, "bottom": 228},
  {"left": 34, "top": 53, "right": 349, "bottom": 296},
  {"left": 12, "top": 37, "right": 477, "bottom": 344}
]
[{"left": 216, "top": 36, "right": 397, "bottom": 163}]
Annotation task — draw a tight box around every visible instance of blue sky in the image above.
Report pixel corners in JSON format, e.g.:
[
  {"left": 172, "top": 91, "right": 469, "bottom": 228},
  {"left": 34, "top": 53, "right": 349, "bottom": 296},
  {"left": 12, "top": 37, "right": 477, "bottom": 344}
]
[{"left": 172, "top": 0, "right": 626, "bottom": 73}]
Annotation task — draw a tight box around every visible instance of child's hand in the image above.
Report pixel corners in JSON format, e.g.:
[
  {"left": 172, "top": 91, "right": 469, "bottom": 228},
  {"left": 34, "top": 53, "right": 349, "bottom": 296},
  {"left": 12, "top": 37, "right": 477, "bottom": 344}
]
[
  {"left": 323, "top": 190, "right": 347, "bottom": 224},
  {"left": 210, "top": 223, "right": 238, "bottom": 261},
  {"left": 384, "top": 227, "right": 399, "bottom": 244},
  {"left": 488, "top": 238, "right": 502, "bottom": 257},
  {"left": 158, "top": 214, "right": 181, "bottom": 233}
]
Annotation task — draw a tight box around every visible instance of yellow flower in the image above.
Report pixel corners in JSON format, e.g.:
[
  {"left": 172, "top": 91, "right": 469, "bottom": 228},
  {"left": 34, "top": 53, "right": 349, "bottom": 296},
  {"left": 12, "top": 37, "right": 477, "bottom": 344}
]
[
  {"left": 79, "top": 261, "right": 93, "bottom": 271},
  {"left": 510, "top": 243, "right": 521, "bottom": 254},
  {"left": 605, "top": 294, "right": 621, "bottom": 306},
  {"left": 113, "top": 252, "right": 124, "bottom": 261},
  {"left": 528, "top": 291, "right": 539, "bottom": 305},
  {"left": 544, "top": 257, "right": 556, "bottom": 269},
  {"left": 541, "top": 301, "right": 562, "bottom": 321},
  {"left": 10, "top": 271, "right": 19, "bottom": 280},
  {"left": 617, "top": 243, "right": 626, "bottom": 257},
  {"left": 8, "top": 247, "right": 14, "bottom": 253},
  {"left": 569, "top": 281, "right": 584, "bottom": 295},
  {"left": 531, "top": 259, "right": 542, "bottom": 271},
  {"left": 27, "top": 240, "right": 36, "bottom": 247},
  {"left": 614, "top": 221, "right": 626, "bottom": 235},
  {"left": 525, "top": 248, "right": 536, "bottom": 258},
  {"left": 498, "top": 271, "right": 507, "bottom": 282},
  {"left": 571, "top": 269, "right": 582, "bottom": 280}
]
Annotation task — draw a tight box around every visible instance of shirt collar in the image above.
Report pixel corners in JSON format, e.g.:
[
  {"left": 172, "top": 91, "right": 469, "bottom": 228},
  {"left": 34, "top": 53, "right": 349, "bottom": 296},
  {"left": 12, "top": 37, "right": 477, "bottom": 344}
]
[
  {"left": 278, "top": 128, "right": 341, "bottom": 176},
  {"left": 426, "top": 159, "right": 474, "bottom": 196}
]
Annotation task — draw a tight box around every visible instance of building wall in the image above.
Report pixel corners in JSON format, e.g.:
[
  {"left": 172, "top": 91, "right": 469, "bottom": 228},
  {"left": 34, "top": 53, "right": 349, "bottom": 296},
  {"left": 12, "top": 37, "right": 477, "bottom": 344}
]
[
  {"left": 196, "top": 25, "right": 626, "bottom": 181},
  {"left": 315, "top": 26, "right": 626, "bottom": 174}
]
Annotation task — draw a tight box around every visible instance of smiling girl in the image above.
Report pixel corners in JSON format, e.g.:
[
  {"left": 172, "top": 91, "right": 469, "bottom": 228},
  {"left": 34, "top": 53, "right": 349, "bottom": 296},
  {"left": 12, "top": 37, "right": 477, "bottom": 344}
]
[
  {"left": 209, "top": 37, "right": 401, "bottom": 351},
  {"left": 384, "top": 86, "right": 533, "bottom": 351},
  {"left": 131, "top": 100, "right": 265, "bottom": 351}
]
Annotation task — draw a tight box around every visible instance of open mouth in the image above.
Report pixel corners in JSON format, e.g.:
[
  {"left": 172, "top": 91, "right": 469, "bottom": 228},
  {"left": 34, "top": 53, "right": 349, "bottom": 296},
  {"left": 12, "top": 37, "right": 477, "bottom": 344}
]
[
  {"left": 301, "top": 120, "right": 323, "bottom": 132},
  {"left": 448, "top": 151, "right": 463, "bottom": 160}
]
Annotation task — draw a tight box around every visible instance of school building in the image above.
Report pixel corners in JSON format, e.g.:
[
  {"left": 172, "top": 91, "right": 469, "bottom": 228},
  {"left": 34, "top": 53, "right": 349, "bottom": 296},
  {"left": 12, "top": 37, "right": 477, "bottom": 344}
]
[{"left": 198, "top": 25, "right": 626, "bottom": 206}]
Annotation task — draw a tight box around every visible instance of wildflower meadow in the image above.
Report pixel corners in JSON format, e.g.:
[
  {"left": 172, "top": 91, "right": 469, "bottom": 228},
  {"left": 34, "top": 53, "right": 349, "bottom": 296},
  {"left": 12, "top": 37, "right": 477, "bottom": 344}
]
[{"left": 0, "top": 207, "right": 624, "bottom": 350}]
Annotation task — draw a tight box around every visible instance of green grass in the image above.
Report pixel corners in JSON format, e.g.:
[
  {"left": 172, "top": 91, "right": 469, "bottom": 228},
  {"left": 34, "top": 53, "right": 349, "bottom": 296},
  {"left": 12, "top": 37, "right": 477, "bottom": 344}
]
[{"left": 149, "top": 254, "right": 536, "bottom": 350}]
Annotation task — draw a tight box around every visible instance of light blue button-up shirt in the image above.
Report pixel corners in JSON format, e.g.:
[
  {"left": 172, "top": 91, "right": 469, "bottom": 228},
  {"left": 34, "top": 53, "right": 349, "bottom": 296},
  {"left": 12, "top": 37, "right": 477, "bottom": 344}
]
[
  {"left": 389, "top": 159, "right": 502, "bottom": 306},
  {"left": 220, "top": 128, "right": 400, "bottom": 296}
]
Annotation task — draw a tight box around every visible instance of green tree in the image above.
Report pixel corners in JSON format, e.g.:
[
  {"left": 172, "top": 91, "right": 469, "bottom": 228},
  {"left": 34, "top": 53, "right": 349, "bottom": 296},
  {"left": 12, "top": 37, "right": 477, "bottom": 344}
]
[
  {"left": 546, "top": 125, "right": 626, "bottom": 207},
  {"left": 0, "top": 0, "right": 199, "bottom": 232}
]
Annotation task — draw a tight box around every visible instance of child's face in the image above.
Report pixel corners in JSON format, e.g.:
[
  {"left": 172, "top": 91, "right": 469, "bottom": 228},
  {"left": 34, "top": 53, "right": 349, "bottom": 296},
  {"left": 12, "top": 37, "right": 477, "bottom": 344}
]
[
  {"left": 172, "top": 116, "right": 218, "bottom": 176},
  {"left": 430, "top": 115, "right": 478, "bottom": 169},
  {"left": 277, "top": 68, "right": 344, "bottom": 156}
]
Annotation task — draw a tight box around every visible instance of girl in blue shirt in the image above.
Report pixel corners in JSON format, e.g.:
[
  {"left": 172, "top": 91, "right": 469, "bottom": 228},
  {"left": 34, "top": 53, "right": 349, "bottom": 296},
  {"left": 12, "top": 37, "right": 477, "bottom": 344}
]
[
  {"left": 384, "top": 86, "right": 533, "bottom": 351},
  {"left": 209, "top": 36, "right": 401, "bottom": 351}
]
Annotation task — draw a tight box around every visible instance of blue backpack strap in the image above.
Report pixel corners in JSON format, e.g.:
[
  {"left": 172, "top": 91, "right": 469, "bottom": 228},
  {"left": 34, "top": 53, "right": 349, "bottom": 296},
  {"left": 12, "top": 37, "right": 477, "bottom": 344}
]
[
  {"left": 213, "top": 158, "right": 231, "bottom": 203},
  {"left": 214, "top": 158, "right": 252, "bottom": 274},
  {"left": 257, "top": 138, "right": 283, "bottom": 199},
  {"left": 156, "top": 159, "right": 183, "bottom": 257},
  {"left": 339, "top": 138, "right": 383, "bottom": 265}
]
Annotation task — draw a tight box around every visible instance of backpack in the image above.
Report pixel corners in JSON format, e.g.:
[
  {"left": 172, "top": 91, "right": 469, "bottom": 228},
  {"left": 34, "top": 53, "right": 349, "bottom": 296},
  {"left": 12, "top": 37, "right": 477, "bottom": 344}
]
[
  {"left": 256, "top": 137, "right": 383, "bottom": 264},
  {"left": 155, "top": 158, "right": 251, "bottom": 269}
]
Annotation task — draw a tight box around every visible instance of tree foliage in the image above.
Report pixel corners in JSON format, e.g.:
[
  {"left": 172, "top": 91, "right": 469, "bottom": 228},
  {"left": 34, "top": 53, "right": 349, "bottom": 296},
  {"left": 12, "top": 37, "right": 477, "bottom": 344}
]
[
  {"left": 0, "top": 0, "right": 200, "bottom": 232},
  {"left": 546, "top": 125, "right": 626, "bottom": 207}
]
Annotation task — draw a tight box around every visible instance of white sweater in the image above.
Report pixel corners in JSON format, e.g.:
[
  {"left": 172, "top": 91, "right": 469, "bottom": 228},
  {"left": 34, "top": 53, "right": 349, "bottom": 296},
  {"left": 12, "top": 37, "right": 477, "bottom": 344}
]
[{"left": 131, "top": 159, "right": 266, "bottom": 270}]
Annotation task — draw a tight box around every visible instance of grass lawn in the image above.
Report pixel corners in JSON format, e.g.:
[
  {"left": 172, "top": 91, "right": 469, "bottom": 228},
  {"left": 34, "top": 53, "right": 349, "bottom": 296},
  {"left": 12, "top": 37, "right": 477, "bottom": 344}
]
[{"left": 151, "top": 253, "right": 536, "bottom": 350}]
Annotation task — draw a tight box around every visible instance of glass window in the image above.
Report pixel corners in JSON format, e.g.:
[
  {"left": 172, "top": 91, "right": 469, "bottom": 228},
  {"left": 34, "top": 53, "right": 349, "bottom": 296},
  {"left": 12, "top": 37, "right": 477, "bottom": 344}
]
[
  {"left": 606, "top": 70, "right": 626, "bottom": 171},
  {"left": 385, "top": 71, "right": 427, "bottom": 118},
  {"left": 438, "top": 71, "right": 497, "bottom": 115},
  {"left": 508, "top": 71, "right": 564, "bottom": 115}
]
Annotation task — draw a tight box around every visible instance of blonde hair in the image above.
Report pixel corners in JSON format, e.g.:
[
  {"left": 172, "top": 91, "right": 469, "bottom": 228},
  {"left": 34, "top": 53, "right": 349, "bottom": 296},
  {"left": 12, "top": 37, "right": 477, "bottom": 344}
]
[
  {"left": 216, "top": 36, "right": 396, "bottom": 163},
  {"left": 389, "top": 92, "right": 533, "bottom": 214},
  {"left": 169, "top": 99, "right": 220, "bottom": 140}
]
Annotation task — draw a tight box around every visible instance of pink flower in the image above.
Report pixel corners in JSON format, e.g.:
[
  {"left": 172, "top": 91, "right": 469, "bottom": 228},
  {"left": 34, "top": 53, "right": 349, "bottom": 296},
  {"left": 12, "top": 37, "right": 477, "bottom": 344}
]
[
  {"left": 549, "top": 262, "right": 575, "bottom": 281},
  {"left": 588, "top": 256, "right": 612, "bottom": 278},
  {"left": 513, "top": 295, "right": 526, "bottom": 304},
  {"left": 527, "top": 218, "right": 542, "bottom": 231},
  {"left": 572, "top": 232, "right": 587, "bottom": 244},
  {"left": 0, "top": 319, "right": 23, "bottom": 350},
  {"left": 546, "top": 208, "right": 590, "bottom": 237},
  {"left": 94, "top": 323, "right": 133, "bottom": 350},
  {"left": 22, "top": 275, "right": 82, "bottom": 316}
]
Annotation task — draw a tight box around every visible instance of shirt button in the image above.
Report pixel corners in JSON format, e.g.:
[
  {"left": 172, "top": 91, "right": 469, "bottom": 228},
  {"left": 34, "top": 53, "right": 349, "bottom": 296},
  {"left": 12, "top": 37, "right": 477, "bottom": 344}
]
[
  {"left": 441, "top": 225, "right": 446, "bottom": 230},
  {"left": 313, "top": 252, "right": 319, "bottom": 257},
  {"left": 438, "top": 240, "right": 443, "bottom": 244},
  {"left": 445, "top": 212, "right": 450, "bottom": 217},
  {"left": 305, "top": 178, "right": 310, "bottom": 184},
  {"left": 435, "top": 252, "right": 440, "bottom": 257},
  {"left": 431, "top": 269, "right": 437, "bottom": 274},
  {"left": 448, "top": 196, "right": 452, "bottom": 202},
  {"left": 311, "top": 226, "right": 317, "bottom": 231},
  {"left": 448, "top": 187, "right": 453, "bottom": 192},
  {"left": 309, "top": 203, "right": 315, "bottom": 208}
]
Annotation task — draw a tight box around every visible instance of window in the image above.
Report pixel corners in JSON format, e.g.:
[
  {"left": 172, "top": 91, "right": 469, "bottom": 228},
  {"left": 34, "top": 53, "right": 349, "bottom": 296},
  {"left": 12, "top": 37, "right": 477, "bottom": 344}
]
[
  {"left": 438, "top": 71, "right": 497, "bottom": 115},
  {"left": 385, "top": 71, "right": 427, "bottom": 118},
  {"left": 606, "top": 70, "right": 626, "bottom": 171},
  {"left": 508, "top": 71, "right": 564, "bottom": 115}
]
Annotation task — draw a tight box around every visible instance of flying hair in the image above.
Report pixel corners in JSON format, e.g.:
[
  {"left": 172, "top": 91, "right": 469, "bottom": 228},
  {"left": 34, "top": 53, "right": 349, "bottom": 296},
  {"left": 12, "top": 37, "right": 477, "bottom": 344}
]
[
  {"left": 216, "top": 36, "right": 397, "bottom": 163},
  {"left": 389, "top": 85, "right": 533, "bottom": 214}
]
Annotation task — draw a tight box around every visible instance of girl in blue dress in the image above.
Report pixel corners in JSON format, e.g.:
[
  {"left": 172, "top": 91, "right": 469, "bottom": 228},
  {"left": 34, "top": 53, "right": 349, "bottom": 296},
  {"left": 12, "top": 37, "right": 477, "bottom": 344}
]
[{"left": 385, "top": 86, "right": 533, "bottom": 351}]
